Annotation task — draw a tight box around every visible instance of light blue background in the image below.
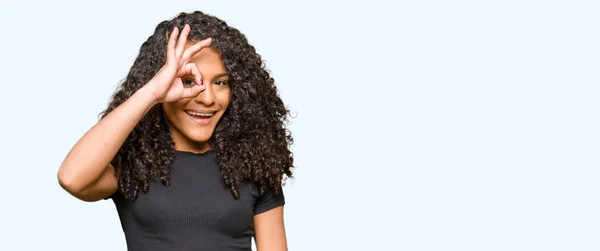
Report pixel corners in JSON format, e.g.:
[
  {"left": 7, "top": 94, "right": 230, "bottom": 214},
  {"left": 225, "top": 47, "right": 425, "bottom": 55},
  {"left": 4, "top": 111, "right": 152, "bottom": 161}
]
[{"left": 0, "top": 0, "right": 598, "bottom": 250}]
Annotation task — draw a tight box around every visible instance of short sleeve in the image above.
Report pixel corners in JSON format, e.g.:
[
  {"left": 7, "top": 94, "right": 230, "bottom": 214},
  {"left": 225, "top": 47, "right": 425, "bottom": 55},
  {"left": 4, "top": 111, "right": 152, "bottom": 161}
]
[{"left": 254, "top": 186, "right": 285, "bottom": 215}]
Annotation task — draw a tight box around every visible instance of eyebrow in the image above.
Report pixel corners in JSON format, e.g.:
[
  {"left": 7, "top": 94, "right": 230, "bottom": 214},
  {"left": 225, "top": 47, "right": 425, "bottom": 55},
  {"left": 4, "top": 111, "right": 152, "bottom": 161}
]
[{"left": 214, "top": 73, "right": 229, "bottom": 79}]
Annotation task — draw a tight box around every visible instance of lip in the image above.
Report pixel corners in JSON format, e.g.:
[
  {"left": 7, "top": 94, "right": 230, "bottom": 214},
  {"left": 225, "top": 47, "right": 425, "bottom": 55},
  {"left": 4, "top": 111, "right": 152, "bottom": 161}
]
[
  {"left": 184, "top": 110, "right": 217, "bottom": 125},
  {"left": 184, "top": 109, "right": 218, "bottom": 114}
]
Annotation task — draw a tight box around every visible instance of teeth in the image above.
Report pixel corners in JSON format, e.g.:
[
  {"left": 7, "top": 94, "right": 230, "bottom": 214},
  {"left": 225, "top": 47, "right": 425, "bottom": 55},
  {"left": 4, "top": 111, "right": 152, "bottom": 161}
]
[{"left": 186, "top": 111, "right": 214, "bottom": 117}]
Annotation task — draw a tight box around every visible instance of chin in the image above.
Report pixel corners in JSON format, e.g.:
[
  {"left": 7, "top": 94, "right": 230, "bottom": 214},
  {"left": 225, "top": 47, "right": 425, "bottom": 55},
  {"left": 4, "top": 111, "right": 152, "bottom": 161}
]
[
  {"left": 184, "top": 128, "right": 215, "bottom": 143},
  {"left": 164, "top": 108, "right": 224, "bottom": 150}
]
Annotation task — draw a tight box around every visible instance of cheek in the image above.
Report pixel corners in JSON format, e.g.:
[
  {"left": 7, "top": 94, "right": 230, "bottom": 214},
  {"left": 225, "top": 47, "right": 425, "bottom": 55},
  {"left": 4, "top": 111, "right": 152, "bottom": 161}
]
[
  {"left": 217, "top": 89, "right": 231, "bottom": 109},
  {"left": 162, "top": 101, "right": 188, "bottom": 123}
]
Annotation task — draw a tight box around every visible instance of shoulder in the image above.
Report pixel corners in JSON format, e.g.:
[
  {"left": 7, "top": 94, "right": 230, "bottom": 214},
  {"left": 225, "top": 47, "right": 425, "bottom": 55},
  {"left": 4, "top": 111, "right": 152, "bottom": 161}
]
[{"left": 253, "top": 183, "right": 285, "bottom": 215}]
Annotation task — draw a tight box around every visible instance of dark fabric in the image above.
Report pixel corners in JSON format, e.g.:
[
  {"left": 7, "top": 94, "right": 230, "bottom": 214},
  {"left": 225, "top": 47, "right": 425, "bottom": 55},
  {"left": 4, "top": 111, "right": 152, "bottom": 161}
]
[{"left": 109, "top": 150, "right": 285, "bottom": 251}]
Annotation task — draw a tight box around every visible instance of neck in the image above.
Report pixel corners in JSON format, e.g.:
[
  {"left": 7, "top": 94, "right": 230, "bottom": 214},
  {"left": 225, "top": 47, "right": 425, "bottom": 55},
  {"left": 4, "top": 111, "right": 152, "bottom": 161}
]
[
  {"left": 174, "top": 141, "right": 211, "bottom": 154},
  {"left": 167, "top": 125, "right": 212, "bottom": 154}
]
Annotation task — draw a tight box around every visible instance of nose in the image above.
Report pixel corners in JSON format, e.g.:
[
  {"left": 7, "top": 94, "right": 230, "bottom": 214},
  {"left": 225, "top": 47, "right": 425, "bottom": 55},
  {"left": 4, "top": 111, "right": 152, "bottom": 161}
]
[{"left": 193, "top": 82, "right": 216, "bottom": 106}]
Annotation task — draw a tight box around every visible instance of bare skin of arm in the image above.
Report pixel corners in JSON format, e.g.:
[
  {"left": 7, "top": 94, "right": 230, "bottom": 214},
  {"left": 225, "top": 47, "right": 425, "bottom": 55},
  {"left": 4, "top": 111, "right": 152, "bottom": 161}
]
[
  {"left": 57, "top": 87, "right": 158, "bottom": 201},
  {"left": 57, "top": 24, "right": 210, "bottom": 202},
  {"left": 254, "top": 206, "right": 288, "bottom": 251}
]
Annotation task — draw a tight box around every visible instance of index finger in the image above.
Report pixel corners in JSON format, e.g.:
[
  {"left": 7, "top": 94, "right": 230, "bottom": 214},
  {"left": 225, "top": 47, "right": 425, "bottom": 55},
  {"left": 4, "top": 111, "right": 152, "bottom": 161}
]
[{"left": 180, "top": 62, "right": 204, "bottom": 86}]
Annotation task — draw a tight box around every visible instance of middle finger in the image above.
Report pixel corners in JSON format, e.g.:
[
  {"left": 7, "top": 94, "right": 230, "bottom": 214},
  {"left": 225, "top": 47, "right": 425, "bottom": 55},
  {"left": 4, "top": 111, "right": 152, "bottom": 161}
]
[{"left": 176, "top": 24, "right": 191, "bottom": 58}]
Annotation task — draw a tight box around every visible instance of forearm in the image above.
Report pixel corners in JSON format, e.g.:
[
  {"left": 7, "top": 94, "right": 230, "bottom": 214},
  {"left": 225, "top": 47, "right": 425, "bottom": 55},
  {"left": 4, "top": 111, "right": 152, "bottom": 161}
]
[{"left": 58, "top": 86, "right": 158, "bottom": 193}]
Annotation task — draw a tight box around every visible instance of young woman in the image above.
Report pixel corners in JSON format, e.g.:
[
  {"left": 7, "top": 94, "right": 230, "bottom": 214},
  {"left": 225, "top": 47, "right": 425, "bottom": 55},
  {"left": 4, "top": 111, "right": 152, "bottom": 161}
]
[{"left": 57, "top": 11, "right": 294, "bottom": 251}]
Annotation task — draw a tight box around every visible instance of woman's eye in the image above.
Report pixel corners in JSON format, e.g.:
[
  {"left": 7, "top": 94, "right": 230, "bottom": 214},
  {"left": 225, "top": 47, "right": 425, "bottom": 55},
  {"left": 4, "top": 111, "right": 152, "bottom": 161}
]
[
  {"left": 214, "top": 80, "right": 229, "bottom": 86},
  {"left": 182, "top": 79, "right": 195, "bottom": 86}
]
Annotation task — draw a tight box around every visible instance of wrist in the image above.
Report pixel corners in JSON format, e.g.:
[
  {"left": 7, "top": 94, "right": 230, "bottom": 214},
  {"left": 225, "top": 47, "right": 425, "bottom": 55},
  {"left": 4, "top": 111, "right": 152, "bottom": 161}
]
[{"left": 135, "top": 85, "right": 160, "bottom": 110}]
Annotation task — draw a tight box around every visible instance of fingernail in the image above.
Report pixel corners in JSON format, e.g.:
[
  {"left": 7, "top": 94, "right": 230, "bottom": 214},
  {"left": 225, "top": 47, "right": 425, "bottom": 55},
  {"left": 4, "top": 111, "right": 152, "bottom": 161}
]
[{"left": 199, "top": 79, "right": 203, "bottom": 85}]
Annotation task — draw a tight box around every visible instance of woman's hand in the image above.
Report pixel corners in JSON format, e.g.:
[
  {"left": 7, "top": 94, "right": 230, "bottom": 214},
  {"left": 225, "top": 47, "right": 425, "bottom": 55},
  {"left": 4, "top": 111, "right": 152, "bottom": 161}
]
[
  {"left": 57, "top": 25, "right": 213, "bottom": 202},
  {"left": 147, "top": 24, "right": 212, "bottom": 103}
]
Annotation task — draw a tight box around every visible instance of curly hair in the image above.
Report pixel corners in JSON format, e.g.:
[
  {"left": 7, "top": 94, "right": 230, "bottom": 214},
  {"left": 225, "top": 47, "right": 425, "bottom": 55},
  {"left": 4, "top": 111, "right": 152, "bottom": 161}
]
[{"left": 99, "top": 11, "right": 294, "bottom": 200}]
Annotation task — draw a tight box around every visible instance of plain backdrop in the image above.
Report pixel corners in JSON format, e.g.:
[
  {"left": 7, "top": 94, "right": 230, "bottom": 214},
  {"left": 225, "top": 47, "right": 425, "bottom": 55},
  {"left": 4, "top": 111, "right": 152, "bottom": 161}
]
[{"left": 0, "top": 0, "right": 598, "bottom": 250}]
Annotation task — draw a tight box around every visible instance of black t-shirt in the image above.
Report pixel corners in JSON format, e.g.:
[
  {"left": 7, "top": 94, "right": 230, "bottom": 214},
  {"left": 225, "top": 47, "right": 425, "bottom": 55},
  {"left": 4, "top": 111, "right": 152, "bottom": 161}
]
[{"left": 108, "top": 150, "right": 285, "bottom": 251}]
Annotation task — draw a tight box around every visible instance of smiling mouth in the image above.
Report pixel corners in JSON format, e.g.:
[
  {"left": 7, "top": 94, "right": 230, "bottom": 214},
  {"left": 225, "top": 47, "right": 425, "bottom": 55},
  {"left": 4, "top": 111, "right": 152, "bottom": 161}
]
[{"left": 185, "top": 110, "right": 216, "bottom": 124}]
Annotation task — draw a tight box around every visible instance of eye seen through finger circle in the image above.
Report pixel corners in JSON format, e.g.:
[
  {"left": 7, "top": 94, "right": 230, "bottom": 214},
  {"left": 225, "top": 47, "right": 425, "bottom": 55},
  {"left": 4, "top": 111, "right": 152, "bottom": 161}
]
[{"left": 182, "top": 78, "right": 196, "bottom": 86}]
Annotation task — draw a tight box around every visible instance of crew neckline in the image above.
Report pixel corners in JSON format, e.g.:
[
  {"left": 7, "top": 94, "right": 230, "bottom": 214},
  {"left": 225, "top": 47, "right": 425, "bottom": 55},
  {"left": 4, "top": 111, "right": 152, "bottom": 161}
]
[{"left": 175, "top": 149, "right": 215, "bottom": 156}]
